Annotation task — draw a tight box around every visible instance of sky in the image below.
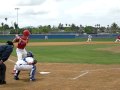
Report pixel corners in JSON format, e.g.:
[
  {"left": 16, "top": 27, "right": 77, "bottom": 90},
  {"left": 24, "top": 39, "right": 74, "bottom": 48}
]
[{"left": 0, "top": 0, "right": 120, "bottom": 28}]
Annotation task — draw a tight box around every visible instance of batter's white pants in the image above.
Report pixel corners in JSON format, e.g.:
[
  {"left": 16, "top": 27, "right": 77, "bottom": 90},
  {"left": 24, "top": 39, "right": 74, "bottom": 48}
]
[
  {"left": 16, "top": 48, "right": 27, "bottom": 61},
  {"left": 13, "top": 48, "right": 27, "bottom": 71}
]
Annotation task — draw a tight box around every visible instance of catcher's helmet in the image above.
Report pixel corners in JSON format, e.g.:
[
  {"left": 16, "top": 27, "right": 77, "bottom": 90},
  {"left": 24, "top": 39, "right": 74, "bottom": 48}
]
[
  {"left": 23, "top": 29, "right": 30, "bottom": 36},
  {"left": 27, "top": 51, "right": 34, "bottom": 57}
]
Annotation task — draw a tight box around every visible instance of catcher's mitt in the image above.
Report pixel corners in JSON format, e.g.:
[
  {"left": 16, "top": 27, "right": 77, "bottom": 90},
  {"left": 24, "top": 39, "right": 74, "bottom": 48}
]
[{"left": 33, "top": 60, "right": 37, "bottom": 64}]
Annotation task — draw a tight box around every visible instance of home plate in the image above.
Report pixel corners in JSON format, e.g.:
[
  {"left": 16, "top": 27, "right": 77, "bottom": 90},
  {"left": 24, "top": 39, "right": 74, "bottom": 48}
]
[{"left": 39, "top": 72, "right": 51, "bottom": 75}]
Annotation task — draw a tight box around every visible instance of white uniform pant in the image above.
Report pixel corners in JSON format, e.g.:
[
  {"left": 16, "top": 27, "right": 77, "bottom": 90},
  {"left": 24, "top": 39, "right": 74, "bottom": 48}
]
[
  {"left": 13, "top": 48, "right": 27, "bottom": 71},
  {"left": 16, "top": 48, "right": 27, "bottom": 61},
  {"left": 15, "top": 64, "right": 36, "bottom": 80},
  {"left": 87, "top": 38, "right": 92, "bottom": 42},
  {"left": 16, "top": 64, "right": 34, "bottom": 70},
  {"left": 115, "top": 39, "right": 120, "bottom": 42}
]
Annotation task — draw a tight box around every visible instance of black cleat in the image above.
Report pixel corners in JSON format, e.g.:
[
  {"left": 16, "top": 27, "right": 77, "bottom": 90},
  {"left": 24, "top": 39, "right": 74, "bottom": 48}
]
[
  {"left": 0, "top": 81, "right": 6, "bottom": 85},
  {"left": 14, "top": 76, "right": 19, "bottom": 80},
  {"left": 30, "top": 78, "right": 36, "bottom": 81}
]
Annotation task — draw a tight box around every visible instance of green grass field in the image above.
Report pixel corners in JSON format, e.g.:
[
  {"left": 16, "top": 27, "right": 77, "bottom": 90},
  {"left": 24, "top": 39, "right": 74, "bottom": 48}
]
[
  {"left": 12, "top": 43, "right": 120, "bottom": 64},
  {"left": 0, "top": 37, "right": 115, "bottom": 42},
  {"left": 29, "top": 38, "right": 115, "bottom": 42},
  {"left": 0, "top": 38, "right": 118, "bottom": 64}
]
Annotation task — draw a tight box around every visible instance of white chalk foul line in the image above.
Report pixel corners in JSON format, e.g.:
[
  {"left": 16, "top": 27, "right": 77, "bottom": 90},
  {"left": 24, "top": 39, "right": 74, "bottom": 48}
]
[
  {"left": 71, "top": 71, "right": 89, "bottom": 80},
  {"left": 71, "top": 68, "right": 120, "bottom": 80}
]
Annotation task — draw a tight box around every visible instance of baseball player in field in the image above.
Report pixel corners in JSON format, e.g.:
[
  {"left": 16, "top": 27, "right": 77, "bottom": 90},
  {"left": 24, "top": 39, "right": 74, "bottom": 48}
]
[
  {"left": 14, "top": 51, "right": 37, "bottom": 81},
  {"left": 12, "top": 29, "right": 30, "bottom": 74},
  {"left": 115, "top": 35, "right": 120, "bottom": 42},
  {"left": 87, "top": 34, "right": 92, "bottom": 42}
]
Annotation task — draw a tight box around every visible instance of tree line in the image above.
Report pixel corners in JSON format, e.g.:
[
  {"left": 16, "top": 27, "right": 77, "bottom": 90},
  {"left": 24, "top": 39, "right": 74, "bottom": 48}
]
[{"left": 0, "top": 18, "right": 119, "bottom": 34}]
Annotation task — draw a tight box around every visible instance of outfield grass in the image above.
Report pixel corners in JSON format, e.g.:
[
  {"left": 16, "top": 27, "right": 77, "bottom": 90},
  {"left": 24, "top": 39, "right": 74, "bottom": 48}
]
[
  {"left": 12, "top": 44, "right": 120, "bottom": 64},
  {"left": 29, "top": 38, "right": 115, "bottom": 42},
  {"left": 0, "top": 37, "right": 118, "bottom": 64}
]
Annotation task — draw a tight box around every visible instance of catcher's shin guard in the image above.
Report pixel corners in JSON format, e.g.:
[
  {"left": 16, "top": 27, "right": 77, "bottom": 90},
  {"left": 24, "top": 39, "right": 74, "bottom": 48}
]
[{"left": 30, "top": 65, "right": 36, "bottom": 81}]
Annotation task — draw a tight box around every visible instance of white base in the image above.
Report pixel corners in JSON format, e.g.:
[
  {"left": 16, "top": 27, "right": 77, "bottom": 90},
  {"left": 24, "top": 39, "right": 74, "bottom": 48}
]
[{"left": 39, "top": 72, "right": 51, "bottom": 75}]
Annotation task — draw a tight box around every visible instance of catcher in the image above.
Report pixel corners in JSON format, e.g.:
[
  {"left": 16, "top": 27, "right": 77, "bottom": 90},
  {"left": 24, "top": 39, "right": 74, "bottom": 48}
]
[{"left": 14, "top": 51, "right": 37, "bottom": 81}]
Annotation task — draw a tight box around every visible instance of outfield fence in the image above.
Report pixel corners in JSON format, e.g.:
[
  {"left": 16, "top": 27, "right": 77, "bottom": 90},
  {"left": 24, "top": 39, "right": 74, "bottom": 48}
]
[{"left": 0, "top": 34, "right": 118, "bottom": 40}]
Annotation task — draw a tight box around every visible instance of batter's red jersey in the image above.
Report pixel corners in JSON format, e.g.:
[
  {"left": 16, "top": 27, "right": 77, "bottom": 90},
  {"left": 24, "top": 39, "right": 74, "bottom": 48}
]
[{"left": 17, "top": 36, "right": 29, "bottom": 49}]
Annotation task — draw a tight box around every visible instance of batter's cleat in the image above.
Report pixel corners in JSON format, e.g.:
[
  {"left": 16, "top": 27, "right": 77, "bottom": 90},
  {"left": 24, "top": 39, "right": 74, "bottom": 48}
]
[{"left": 14, "top": 76, "right": 19, "bottom": 80}]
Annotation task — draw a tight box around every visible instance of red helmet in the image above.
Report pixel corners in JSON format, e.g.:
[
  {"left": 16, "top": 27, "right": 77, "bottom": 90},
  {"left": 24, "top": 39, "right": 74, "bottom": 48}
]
[{"left": 23, "top": 29, "right": 30, "bottom": 36}]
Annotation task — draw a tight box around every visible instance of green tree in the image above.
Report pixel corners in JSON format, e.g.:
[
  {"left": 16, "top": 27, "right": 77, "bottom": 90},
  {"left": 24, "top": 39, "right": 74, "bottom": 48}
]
[
  {"left": 1, "top": 22, "right": 4, "bottom": 34},
  {"left": 58, "top": 23, "right": 63, "bottom": 30},
  {"left": 84, "top": 26, "right": 94, "bottom": 34},
  {"left": 110, "top": 22, "right": 119, "bottom": 33}
]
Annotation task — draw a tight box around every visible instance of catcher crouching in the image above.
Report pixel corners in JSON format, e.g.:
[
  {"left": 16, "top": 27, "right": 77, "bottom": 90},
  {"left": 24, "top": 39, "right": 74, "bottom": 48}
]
[{"left": 14, "top": 51, "right": 37, "bottom": 81}]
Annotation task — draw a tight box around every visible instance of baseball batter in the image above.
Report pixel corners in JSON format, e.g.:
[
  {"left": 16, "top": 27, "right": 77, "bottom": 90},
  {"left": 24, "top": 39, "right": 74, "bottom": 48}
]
[
  {"left": 14, "top": 51, "right": 37, "bottom": 81},
  {"left": 12, "top": 29, "right": 30, "bottom": 74}
]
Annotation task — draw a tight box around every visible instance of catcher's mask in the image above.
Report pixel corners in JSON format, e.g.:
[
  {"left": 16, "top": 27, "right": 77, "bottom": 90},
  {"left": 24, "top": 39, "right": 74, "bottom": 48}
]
[{"left": 27, "top": 51, "right": 34, "bottom": 57}]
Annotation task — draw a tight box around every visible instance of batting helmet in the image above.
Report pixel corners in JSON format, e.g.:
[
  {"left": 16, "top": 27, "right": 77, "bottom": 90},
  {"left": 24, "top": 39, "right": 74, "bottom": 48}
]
[
  {"left": 23, "top": 29, "right": 30, "bottom": 36},
  {"left": 27, "top": 51, "right": 34, "bottom": 57}
]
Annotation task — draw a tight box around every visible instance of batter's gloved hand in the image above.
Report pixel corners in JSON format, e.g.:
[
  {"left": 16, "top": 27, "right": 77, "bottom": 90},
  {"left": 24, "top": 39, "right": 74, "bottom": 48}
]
[{"left": 15, "top": 34, "right": 20, "bottom": 39}]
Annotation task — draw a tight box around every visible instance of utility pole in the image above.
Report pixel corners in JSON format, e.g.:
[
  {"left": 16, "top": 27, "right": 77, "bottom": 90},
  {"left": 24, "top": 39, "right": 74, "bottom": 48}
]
[{"left": 15, "top": 8, "right": 20, "bottom": 33}]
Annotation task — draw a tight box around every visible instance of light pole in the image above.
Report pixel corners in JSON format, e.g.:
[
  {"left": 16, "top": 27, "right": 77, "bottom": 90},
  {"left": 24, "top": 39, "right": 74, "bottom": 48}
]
[{"left": 15, "top": 8, "right": 19, "bottom": 33}]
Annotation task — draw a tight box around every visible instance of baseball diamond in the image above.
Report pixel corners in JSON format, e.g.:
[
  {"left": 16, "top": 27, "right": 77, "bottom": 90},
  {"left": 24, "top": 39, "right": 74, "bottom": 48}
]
[{"left": 1, "top": 42, "right": 120, "bottom": 90}]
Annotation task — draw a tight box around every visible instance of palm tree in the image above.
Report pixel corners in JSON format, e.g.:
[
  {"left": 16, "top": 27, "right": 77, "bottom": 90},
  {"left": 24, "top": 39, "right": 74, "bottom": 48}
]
[
  {"left": 65, "top": 24, "right": 67, "bottom": 27},
  {"left": 5, "top": 18, "right": 7, "bottom": 23},
  {"left": 4, "top": 18, "right": 8, "bottom": 34},
  {"left": 1, "top": 22, "right": 4, "bottom": 34},
  {"left": 1, "top": 22, "right": 4, "bottom": 27},
  {"left": 107, "top": 25, "right": 110, "bottom": 33}
]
